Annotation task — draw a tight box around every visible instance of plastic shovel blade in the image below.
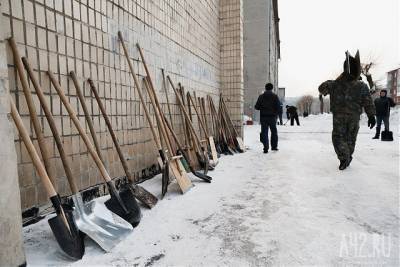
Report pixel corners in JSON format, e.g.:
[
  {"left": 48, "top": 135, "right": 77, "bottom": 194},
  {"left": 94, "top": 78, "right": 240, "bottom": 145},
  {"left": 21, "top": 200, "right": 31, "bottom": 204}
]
[
  {"left": 72, "top": 194, "right": 132, "bottom": 252},
  {"left": 104, "top": 182, "right": 142, "bottom": 228}
]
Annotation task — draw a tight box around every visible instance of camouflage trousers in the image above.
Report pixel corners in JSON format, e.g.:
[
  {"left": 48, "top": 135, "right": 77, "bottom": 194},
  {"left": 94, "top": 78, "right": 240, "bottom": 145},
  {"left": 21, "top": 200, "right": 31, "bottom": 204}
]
[{"left": 332, "top": 114, "right": 360, "bottom": 161}]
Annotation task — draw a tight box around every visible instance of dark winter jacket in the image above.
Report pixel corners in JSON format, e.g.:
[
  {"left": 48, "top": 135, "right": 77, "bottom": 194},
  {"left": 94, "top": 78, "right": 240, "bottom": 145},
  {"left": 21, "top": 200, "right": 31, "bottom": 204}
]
[
  {"left": 286, "top": 106, "right": 298, "bottom": 116},
  {"left": 255, "top": 90, "right": 280, "bottom": 117},
  {"left": 278, "top": 101, "right": 283, "bottom": 115},
  {"left": 318, "top": 74, "right": 375, "bottom": 117},
  {"left": 374, "top": 96, "right": 396, "bottom": 116}
]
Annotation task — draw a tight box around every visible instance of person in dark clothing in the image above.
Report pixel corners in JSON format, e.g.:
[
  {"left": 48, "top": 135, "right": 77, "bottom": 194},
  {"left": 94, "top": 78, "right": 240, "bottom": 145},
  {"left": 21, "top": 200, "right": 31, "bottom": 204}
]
[
  {"left": 286, "top": 105, "right": 300, "bottom": 126},
  {"left": 373, "top": 89, "right": 396, "bottom": 139},
  {"left": 255, "top": 83, "right": 280, "bottom": 153},
  {"left": 277, "top": 101, "right": 283, "bottom": 125},
  {"left": 286, "top": 105, "right": 290, "bottom": 120}
]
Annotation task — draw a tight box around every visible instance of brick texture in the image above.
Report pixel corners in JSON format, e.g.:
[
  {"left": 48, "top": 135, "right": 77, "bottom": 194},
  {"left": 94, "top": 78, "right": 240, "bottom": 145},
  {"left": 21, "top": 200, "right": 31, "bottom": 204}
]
[{"left": 2, "top": 0, "right": 243, "bottom": 210}]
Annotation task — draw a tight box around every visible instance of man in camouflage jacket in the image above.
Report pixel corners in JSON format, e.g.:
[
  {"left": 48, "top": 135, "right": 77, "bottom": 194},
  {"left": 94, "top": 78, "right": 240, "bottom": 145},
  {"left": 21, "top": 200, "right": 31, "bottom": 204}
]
[{"left": 318, "top": 51, "right": 376, "bottom": 170}]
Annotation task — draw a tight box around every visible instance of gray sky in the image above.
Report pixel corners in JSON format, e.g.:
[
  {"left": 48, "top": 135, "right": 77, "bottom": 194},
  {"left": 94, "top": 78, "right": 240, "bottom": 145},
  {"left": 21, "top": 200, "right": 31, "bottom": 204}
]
[{"left": 278, "top": 0, "right": 400, "bottom": 97}]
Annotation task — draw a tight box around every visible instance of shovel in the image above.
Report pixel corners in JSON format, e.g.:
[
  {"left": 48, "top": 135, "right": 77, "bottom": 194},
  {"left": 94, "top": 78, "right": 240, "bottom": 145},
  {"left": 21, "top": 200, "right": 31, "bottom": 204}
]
[
  {"left": 187, "top": 92, "right": 218, "bottom": 166},
  {"left": 142, "top": 77, "right": 196, "bottom": 192},
  {"left": 48, "top": 71, "right": 141, "bottom": 228},
  {"left": 143, "top": 77, "right": 212, "bottom": 183},
  {"left": 118, "top": 32, "right": 192, "bottom": 195},
  {"left": 167, "top": 76, "right": 213, "bottom": 173},
  {"left": 87, "top": 78, "right": 158, "bottom": 208},
  {"left": 162, "top": 112, "right": 212, "bottom": 182},
  {"left": 10, "top": 98, "right": 84, "bottom": 259},
  {"left": 220, "top": 96, "right": 245, "bottom": 152},
  {"left": 200, "top": 96, "right": 220, "bottom": 161},
  {"left": 22, "top": 58, "right": 132, "bottom": 252}
]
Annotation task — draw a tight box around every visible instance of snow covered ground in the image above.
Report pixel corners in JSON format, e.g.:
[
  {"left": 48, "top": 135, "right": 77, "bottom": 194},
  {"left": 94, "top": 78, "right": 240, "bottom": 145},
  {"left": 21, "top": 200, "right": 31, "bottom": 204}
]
[{"left": 24, "top": 111, "right": 399, "bottom": 266}]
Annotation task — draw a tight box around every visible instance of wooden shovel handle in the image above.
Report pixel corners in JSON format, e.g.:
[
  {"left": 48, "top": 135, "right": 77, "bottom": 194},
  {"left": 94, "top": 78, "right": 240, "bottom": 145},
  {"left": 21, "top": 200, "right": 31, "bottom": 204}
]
[
  {"left": 187, "top": 93, "right": 208, "bottom": 139},
  {"left": 161, "top": 69, "right": 174, "bottom": 130},
  {"left": 167, "top": 76, "right": 202, "bottom": 144},
  {"left": 117, "top": 31, "right": 162, "bottom": 151},
  {"left": 142, "top": 77, "right": 174, "bottom": 157},
  {"left": 136, "top": 43, "right": 173, "bottom": 156},
  {"left": 70, "top": 71, "right": 104, "bottom": 163},
  {"left": 220, "top": 97, "right": 240, "bottom": 137},
  {"left": 48, "top": 71, "right": 112, "bottom": 183},
  {"left": 8, "top": 38, "right": 56, "bottom": 187},
  {"left": 88, "top": 79, "right": 134, "bottom": 182},
  {"left": 22, "top": 58, "right": 79, "bottom": 194},
  {"left": 10, "top": 97, "right": 57, "bottom": 197}
]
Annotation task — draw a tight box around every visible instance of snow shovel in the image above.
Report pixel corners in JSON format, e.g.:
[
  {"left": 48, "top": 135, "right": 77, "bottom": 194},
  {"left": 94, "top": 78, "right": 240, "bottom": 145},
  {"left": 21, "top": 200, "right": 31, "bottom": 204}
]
[
  {"left": 187, "top": 92, "right": 218, "bottom": 166},
  {"left": 87, "top": 78, "right": 158, "bottom": 208},
  {"left": 218, "top": 100, "right": 239, "bottom": 154},
  {"left": 220, "top": 97, "right": 245, "bottom": 152},
  {"left": 117, "top": 32, "right": 170, "bottom": 196},
  {"left": 10, "top": 98, "right": 84, "bottom": 259},
  {"left": 48, "top": 71, "right": 141, "bottom": 228},
  {"left": 142, "top": 77, "right": 199, "bottom": 190},
  {"left": 200, "top": 96, "right": 220, "bottom": 160},
  {"left": 185, "top": 91, "right": 211, "bottom": 172},
  {"left": 168, "top": 76, "right": 212, "bottom": 173},
  {"left": 143, "top": 77, "right": 212, "bottom": 183},
  {"left": 73, "top": 73, "right": 157, "bottom": 209},
  {"left": 208, "top": 96, "right": 229, "bottom": 155},
  {"left": 22, "top": 58, "right": 132, "bottom": 252},
  {"left": 118, "top": 32, "right": 192, "bottom": 195},
  {"left": 162, "top": 112, "right": 212, "bottom": 182},
  {"left": 179, "top": 85, "right": 201, "bottom": 171}
]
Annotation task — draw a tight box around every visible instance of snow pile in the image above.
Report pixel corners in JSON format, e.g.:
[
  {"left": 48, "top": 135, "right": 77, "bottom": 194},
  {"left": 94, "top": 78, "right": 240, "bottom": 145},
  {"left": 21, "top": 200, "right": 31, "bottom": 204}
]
[{"left": 23, "top": 114, "right": 399, "bottom": 266}]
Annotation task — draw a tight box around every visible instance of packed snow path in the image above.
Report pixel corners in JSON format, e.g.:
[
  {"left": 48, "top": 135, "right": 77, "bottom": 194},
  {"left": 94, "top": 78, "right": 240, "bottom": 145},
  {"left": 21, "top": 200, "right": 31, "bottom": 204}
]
[{"left": 24, "top": 113, "right": 399, "bottom": 266}]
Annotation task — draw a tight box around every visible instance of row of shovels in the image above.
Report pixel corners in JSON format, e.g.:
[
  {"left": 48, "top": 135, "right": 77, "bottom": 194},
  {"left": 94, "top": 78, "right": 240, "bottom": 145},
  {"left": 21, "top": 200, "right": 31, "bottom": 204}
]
[{"left": 8, "top": 31, "right": 245, "bottom": 260}]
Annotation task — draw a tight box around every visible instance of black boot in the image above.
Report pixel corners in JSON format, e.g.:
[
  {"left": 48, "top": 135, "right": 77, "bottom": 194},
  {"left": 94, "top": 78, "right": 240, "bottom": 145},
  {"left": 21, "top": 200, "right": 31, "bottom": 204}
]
[
  {"left": 373, "top": 130, "right": 380, "bottom": 139},
  {"left": 346, "top": 156, "right": 353, "bottom": 167},
  {"left": 339, "top": 160, "right": 347, "bottom": 170},
  {"left": 263, "top": 147, "right": 268, "bottom": 154}
]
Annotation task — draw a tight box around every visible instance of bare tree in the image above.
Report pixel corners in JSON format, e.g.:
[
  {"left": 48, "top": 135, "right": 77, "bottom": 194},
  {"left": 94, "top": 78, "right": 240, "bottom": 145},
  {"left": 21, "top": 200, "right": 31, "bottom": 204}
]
[{"left": 297, "top": 95, "right": 314, "bottom": 115}]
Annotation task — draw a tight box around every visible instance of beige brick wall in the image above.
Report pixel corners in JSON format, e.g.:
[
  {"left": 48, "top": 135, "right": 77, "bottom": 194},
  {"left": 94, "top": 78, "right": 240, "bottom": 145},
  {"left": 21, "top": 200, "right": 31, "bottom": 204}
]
[
  {"left": 1, "top": 0, "right": 244, "bottom": 211},
  {"left": 220, "top": 0, "right": 244, "bottom": 137}
]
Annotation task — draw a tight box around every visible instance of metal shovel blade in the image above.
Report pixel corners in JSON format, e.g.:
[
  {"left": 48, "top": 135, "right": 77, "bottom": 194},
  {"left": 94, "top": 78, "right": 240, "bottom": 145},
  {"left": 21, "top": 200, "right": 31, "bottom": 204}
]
[
  {"left": 48, "top": 198, "right": 84, "bottom": 260},
  {"left": 72, "top": 194, "right": 132, "bottom": 252},
  {"left": 191, "top": 169, "right": 212, "bottom": 183},
  {"left": 105, "top": 182, "right": 142, "bottom": 228},
  {"left": 162, "top": 160, "right": 170, "bottom": 197}
]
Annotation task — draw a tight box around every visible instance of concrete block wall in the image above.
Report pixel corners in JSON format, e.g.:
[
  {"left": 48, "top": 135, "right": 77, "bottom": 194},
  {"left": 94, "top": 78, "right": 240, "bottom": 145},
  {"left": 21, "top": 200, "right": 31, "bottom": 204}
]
[
  {"left": 220, "top": 0, "right": 244, "bottom": 137},
  {"left": 2, "top": 0, "right": 226, "bottom": 211},
  {"left": 243, "top": 0, "right": 280, "bottom": 121}
]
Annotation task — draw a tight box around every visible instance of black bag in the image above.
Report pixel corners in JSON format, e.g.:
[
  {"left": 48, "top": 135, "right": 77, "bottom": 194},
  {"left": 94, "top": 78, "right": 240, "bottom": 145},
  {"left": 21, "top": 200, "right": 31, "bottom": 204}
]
[{"left": 381, "top": 130, "right": 393, "bottom": 141}]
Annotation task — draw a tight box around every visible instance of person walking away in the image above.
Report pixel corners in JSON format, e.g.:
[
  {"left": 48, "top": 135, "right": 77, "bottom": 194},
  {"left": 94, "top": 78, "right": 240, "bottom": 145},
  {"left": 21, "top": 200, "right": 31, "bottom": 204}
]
[
  {"left": 373, "top": 89, "right": 396, "bottom": 139},
  {"left": 255, "top": 83, "right": 280, "bottom": 153},
  {"left": 286, "top": 105, "right": 290, "bottom": 121},
  {"left": 277, "top": 100, "right": 283, "bottom": 125},
  {"left": 287, "top": 105, "right": 300, "bottom": 126},
  {"left": 318, "top": 50, "right": 376, "bottom": 170}
]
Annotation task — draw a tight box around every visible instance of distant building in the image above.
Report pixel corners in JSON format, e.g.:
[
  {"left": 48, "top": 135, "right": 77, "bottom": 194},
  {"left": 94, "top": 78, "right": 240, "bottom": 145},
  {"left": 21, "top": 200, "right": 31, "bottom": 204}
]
[
  {"left": 277, "top": 87, "right": 285, "bottom": 102},
  {"left": 387, "top": 68, "right": 400, "bottom": 104},
  {"left": 243, "top": 0, "right": 280, "bottom": 122}
]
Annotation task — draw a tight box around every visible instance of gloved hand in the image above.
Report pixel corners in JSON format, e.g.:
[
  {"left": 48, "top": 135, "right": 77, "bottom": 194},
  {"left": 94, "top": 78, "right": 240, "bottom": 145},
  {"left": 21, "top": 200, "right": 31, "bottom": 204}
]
[{"left": 368, "top": 116, "right": 376, "bottom": 129}]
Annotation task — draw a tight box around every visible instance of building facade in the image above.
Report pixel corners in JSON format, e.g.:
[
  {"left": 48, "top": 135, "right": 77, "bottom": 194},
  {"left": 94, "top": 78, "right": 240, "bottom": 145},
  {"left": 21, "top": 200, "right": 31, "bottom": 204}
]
[
  {"left": 0, "top": 0, "right": 244, "bottom": 220},
  {"left": 387, "top": 68, "right": 400, "bottom": 104},
  {"left": 243, "top": 0, "right": 280, "bottom": 121}
]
